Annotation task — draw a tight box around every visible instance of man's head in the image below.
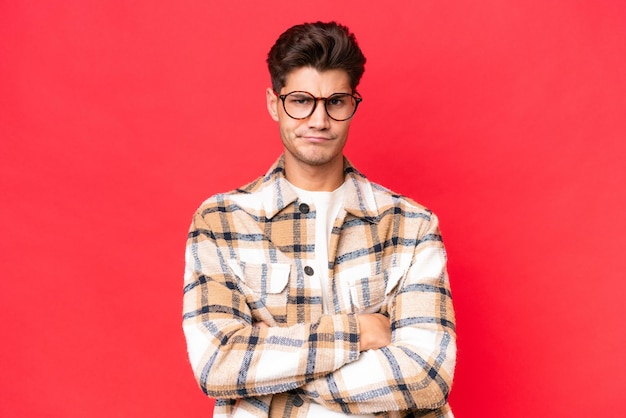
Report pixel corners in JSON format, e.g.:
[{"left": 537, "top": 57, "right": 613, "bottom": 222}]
[
  {"left": 265, "top": 22, "right": 366, "bottom": 189},
  {"left": 267, "top": 21, "right": 366, "bottom": 93}
]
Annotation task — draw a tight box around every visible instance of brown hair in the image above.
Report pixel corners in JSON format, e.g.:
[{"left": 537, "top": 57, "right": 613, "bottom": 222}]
[{"left": 267, "top": 21, "right": 366, "bottom": 93}]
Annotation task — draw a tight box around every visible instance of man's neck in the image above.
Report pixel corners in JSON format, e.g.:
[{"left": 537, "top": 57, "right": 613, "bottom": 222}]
[{"left": 283, "top": 155, "right": 345, "bottom": 192}]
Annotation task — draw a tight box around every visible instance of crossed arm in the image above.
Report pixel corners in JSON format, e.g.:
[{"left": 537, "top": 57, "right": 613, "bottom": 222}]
[{"left": 255, "top": 313, "right": 391, "bottom": 351}]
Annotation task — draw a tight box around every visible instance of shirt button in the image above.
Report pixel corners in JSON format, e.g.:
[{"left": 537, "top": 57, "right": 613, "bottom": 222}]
[
  {"left": 298, "top": 203, "right": 310, "bottom": 214},
  {"left": 292, "top": 395, "right": 304, "bottom": 407},
  {"left": 304, "top": 266, "right": 314, "bottom": 276}
]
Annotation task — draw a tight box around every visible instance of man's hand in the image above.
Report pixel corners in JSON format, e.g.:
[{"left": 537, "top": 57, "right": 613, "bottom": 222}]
[{"left": 357, "top": 313, "right": 391, "bottom": 351}]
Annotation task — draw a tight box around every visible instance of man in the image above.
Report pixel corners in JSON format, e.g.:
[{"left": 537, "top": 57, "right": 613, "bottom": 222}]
[{"left": 183, "top": 21, "right": 456, "bottom": 418}]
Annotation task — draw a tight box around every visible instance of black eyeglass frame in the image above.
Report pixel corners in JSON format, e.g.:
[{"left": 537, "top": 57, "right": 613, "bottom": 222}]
[{"left": 276, "top": 90, "right": 363, "bottom": 121}]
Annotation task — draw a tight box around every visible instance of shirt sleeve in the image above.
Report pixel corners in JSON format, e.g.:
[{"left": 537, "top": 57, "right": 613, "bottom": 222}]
[
  {"left": 295, "top": 213, "right": 457, "bottom": 414},
  {"left": 182, "top": 208, "right": 362, "bottom": 399}
]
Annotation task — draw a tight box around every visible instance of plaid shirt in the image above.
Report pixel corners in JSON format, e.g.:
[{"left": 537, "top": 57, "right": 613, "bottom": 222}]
[{"left": 183, "top": 156, "right": 456, "bottom": 418}]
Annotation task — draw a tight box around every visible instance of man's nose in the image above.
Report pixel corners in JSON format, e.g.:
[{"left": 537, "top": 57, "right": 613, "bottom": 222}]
[{"left": 307, "top": 99, "right": 331, "bottom": 129}]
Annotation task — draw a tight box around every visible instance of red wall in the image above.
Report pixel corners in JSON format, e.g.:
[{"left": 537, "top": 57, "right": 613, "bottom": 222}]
[{"left": 2, "top": 1, "right": 625, "bottom": 416}]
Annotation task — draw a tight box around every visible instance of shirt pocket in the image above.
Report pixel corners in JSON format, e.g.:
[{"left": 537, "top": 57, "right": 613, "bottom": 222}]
[
  {"left": 348, "top": 268, "right": 404, "bottom": 314},
  {"left": 227, "top": 259, "right": 291, "bottom": 321}
]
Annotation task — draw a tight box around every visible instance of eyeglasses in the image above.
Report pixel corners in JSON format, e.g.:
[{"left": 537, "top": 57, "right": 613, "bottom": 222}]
[{"left": 276, "top": 91, "right": 363, "bottom": 121}]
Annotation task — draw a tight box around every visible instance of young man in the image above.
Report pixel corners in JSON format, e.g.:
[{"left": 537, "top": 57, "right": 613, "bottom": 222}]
[{"left": 183, "top": 21, "right": 456, "bottom": 418}]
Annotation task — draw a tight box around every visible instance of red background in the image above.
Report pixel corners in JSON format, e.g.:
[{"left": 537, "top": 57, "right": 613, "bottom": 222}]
[{"left": 2, "top": 1, "right": 625, "bottom": 416}]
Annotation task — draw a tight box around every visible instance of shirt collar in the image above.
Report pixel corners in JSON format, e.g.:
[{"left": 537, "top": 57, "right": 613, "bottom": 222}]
[{"left": 261, "top": 155, "right": 380, "bottom": 224}]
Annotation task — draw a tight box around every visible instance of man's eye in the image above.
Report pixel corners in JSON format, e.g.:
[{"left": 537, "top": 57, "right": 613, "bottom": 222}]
[
  {"left": 288, "top": 96, "right": 313, "bottom": 105},
  {"left": 328, "top": 96, "right": 348, "bottom": 107}
]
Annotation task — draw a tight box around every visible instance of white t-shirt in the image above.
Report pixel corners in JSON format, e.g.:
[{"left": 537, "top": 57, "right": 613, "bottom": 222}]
[
  {"left": 291, "top": 183, "right": 343, "bottom": 314},
  {"left": 290, "top": 183, "right": 375, "bottom": 418}
]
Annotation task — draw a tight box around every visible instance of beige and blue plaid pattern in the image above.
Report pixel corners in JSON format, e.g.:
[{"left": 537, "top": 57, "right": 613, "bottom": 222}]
[{"left": 183, "top": 156, "right": 456, "bottom": 417}]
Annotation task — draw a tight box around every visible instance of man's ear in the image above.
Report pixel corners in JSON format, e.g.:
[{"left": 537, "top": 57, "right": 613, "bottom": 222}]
[{"left": 266, "top": 88, "right": 279, "bottom": 122}]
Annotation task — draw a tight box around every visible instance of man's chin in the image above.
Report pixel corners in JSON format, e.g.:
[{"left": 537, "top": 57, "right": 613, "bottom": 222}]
[{"left": 288, "top": 151, "right": 340, "bottom": 167}]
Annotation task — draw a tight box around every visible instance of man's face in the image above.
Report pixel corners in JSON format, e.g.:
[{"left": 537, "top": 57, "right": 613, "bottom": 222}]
[{"left": 266, "top": 67, "right": 354, "bottom": 169}]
